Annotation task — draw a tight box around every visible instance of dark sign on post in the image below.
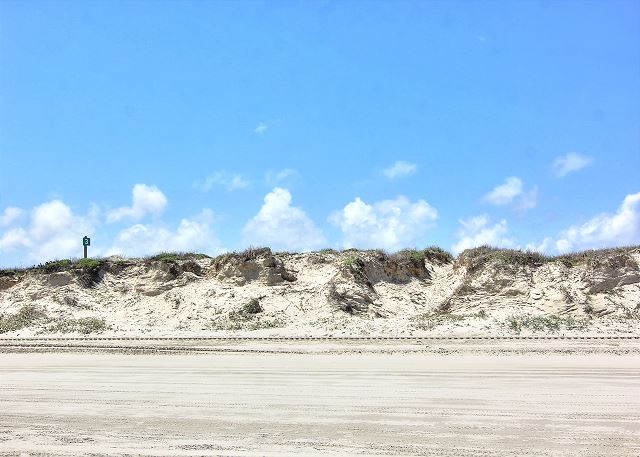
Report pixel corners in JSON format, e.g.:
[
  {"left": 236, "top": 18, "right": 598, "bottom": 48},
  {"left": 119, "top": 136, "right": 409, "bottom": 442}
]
[{"left": 83, "top": 236, "right": 90, "bottom": 258}]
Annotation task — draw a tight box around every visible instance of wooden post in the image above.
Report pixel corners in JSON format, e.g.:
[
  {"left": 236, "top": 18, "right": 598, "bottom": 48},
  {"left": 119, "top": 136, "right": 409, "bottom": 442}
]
[{"left": 84, "top": 245, "right": 88, "bottom": 259}]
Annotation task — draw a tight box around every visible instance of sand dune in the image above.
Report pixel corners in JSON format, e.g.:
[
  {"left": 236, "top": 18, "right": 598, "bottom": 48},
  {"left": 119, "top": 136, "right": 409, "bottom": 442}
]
[{"left": 1, "top": 246, "right": 639, "bottom": 337}]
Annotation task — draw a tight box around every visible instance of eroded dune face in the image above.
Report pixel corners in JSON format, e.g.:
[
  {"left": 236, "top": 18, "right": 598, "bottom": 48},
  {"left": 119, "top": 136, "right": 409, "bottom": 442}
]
[{"left": 0, "top": 247, "right": 638, "bottom": 336}]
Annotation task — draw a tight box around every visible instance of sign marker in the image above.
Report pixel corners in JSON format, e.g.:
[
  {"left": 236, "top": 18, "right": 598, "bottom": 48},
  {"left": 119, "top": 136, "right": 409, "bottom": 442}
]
[{"left": 82, "top": 236, "right": 91, "bottom": 259}]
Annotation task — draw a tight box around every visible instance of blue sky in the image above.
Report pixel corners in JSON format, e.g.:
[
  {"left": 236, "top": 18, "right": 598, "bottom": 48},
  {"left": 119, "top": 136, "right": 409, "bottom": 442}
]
[{"left": 1, "top": 0, "right": 639, "bottom": 267}]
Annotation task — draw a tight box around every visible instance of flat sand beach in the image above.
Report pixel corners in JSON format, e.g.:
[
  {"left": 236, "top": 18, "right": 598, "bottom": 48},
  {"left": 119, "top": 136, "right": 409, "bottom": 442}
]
[{"left": 1, "top": 350, "right": 638, "bottom": 456}]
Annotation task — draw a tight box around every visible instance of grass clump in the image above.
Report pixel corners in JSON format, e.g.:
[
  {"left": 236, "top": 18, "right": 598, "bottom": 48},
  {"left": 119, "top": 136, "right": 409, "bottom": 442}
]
[
  {"left": 411, "top": 311, "right": 465, "bottom": 330},
  {"left": 458, "top": 246, "right": 548, "bottom": 274},
  {"left": 46, "top": 317, "right": 108, "bottom": 334},
  {"left": 343, "top": 255, "right": 362, "bottom": 268},
  {"left": 0, "top": 304, "right": 47, "bottom": 334},
  {"left": 148, "top": 252, "right": 211, "bottom": 262},
  {"left": 506, "top": 314, "right": 588, "bottom": 333},
  {"left": 213, "top": 247, "right": 272, "bottom": 266},
  {"left": 38, "top": 259, "right": 73, "bottom": 273},
  {"left": 242, "top": 298, "right": 263, "bottom": 314},
  {"left": 423, "top": 246, "right": 454, "bottom": 265},
  {"left": 395, "top": 249, "right": 425, "bottom": 263},
  {"left": 458, "top": 245, "right": 640, "bottom": 274}
]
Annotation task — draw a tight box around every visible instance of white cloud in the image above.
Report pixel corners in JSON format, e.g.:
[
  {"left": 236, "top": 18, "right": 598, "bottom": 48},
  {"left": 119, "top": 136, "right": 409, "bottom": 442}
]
[
  {"left": 265, "top": 168, "right": 298, "bottom": 186},
  {"left": 383, "top": 161, "right": 417, "bottom": 180},
  {"left": 483, "top": 177, "right": 538, "bottom": 211},
  {"left": 255, "top": 122, "right": 268, "bottom": 134},
  {"left": 483, "top": 177, "right": 523, "bottom": 205},
  {"left": 0, "top": 200, "right": 99, "bottom": 264},
  {"left": 515, "top": 186, "right": 538, "bottom": 212},
  {"left": 552, "top": 152, "right": 593, "bottom": 177},
  {"left": 0, "top": 207, "right": 24, "bottom": 227},
  {"left": 243, "top": 188, "right": 325, "bottom": 251},
  {"left": 107, "top": 184, "right": 168, "bottom": 223},
  {"left": 452, "top": 215, "right": 516, "bottom": 254},
  {"left": 330, "top": 195, "right": 438, "bottom": 251},
  {"left": 554, "top": 192, "right": 640, "bottom": 252},
  {"left": 108, "top": 209, "right": 224, "bottom": 258},
  {"left": 197, "top": 172, "right": 251, "bottom": 192}
]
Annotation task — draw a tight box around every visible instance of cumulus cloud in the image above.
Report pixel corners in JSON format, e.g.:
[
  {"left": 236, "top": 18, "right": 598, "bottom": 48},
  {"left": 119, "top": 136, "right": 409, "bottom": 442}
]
[
  {"left": 108, "top": 209, "right": 224, "bottom": 257},
  {"left": 243, "top": 188, "right": 325, "bottom": 251},
  {"left": 0, "top": 200, "right": 99, "bottom": 264},
  {"left": 552, "top": 152, "right": 592, "bottom": 177},
  {"left": 0, "top": 207, "right": 24, "bottom": 227},
  {"left": 107, "top": 184, "right": 168, "bottom": 223},
  {"left": 197, "top": 172, "right": 251, "bottom": 192},
  {"left": 383, "top": 161, "right": 417, "bottom": 180},
  {"left": 483, "top": 177, "right": 523, "bottom": 205},
  {"left": 483, "top": 177, "right": 538, "bottom": 211},
  {"left": 254, "top": 122, "right": 268, "bottom": 134},
  {"left": 554, "top": 192, "right": 640, "bottom": 252},
  {"left": 452, "top": 215, "right": 516, "bottom": 254},
  {"left": 330, "top": 196, "right": 438, "bottom": 251}
]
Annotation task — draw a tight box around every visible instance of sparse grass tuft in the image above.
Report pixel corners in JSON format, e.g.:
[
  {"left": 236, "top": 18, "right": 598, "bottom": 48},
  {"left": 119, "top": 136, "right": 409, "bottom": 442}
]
[
  {"left": 213, "top": 247, "right": 272, "bottom": 266},
  {"left": 458, "top": 245, "right": 640, "bottom": 274},
  {"left": 148, "top": 252, "right": 211, "bottom": 262},
  {"left": 583, "top": 302, "right": 594, "bottom": 315},
  {"left": 423, "top": 246, "right": 454, "bottom": 265},
  {"left": 38, "top": 259, "right": 73, "bottom": 273},
  {"left": 47, "top": 317, "right": 109, "bottom": 334},
  {"left": 458, "top": 246, "right": 547, "bottom": 274},
  {"left": 0, "top": 304, "right": 47, "bottom": 334},
  {"left": 149, "top": 252, "right": 181, "bottom": 262},
  {"left": 411, "top": 311, "right": 465, "bottom": 330},
  {"left": 506, "top": 314, "right": 589, "bottom": 333},
  {"left": 395, "top": 249, "right": 425, "bottom": 264},
  {"left": 242, "top": 298, "right": 263, "bottom": 314}
]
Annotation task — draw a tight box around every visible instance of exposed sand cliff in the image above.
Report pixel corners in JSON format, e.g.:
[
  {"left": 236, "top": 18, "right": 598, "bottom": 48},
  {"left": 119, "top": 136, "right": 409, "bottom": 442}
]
[{"left": 1, "top": 246, "right": 639, "bottom": 336}]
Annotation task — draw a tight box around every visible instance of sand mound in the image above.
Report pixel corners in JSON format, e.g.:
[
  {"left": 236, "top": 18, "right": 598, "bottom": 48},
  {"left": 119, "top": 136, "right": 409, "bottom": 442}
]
[{"left": 1, "top": 246, "right": 638, "bottom": 336}]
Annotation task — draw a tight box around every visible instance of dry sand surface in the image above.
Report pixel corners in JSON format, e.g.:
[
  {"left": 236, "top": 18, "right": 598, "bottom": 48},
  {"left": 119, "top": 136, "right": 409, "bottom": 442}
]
[{"left": 1, "top": 351, "right": 639, "bottom": 456}]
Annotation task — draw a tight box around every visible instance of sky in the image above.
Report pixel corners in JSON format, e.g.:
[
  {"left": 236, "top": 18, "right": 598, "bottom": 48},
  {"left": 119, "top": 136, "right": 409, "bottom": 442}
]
[{"left": 0, "top": 0, "right": 639, "bottom": 267}]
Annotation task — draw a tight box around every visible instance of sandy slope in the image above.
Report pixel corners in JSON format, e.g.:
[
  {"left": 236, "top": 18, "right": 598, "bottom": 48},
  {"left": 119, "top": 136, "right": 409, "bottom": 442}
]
[{"left": 1, "top": 247, "right": 639, "bottom": 337}]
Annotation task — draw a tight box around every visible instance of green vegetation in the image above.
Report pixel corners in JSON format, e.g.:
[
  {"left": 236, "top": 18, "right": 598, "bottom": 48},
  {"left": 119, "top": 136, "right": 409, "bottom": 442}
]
[
  {"left": 423, "top": 246, "right": 454, "bottom": 265},
  {"left": 0, "top": 304, "right": 47, "bottom": 334},
  {"left": 219, "top": 299, "right": 286, "bottom": 330},
  {"left": 0, "top": 268, "right": 25, "bottom": 277},
  {"left": 76, "top": 258, "right": 104, "bottom": 270},
  {"left": 411, "top": 311, "right": 466, "bottom": 330},
  {"left": 0, "top": 304, "right": 109, "bottom": 335},
  {"left": 46, "top": 317, "right": 108, "bottom": 334},
  {"left": 148, "top": 252, "right": 210, "bottom": 262},
  {"left": 396, "top": 249, "right": 425, "bottom": 263},
  {"left": 553, "top": 246, "right": 640, "bottom": 268},
  {"left": 506, "top": 314, "right": 588, "bottom": 333},
  {"left": 242, "top": 298, "right": 263, "bottom": 314},
  {"left": 458, "top": 245, "right": 640, "bottom": 274},
  {"left": 343, "top": 255, "right": 361, "bottom": 267},
  {"left": 213, "top": 247, "right": 272, "bottom": 266},
  {"left": 38, "top": 259, "right": 73, "bottom": 273},
  {"left": 458, "top": 247, "right": 547, "bottom": 274},
  {"left": 149, "top": 252, "right": 180, "bottom": 262}
]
